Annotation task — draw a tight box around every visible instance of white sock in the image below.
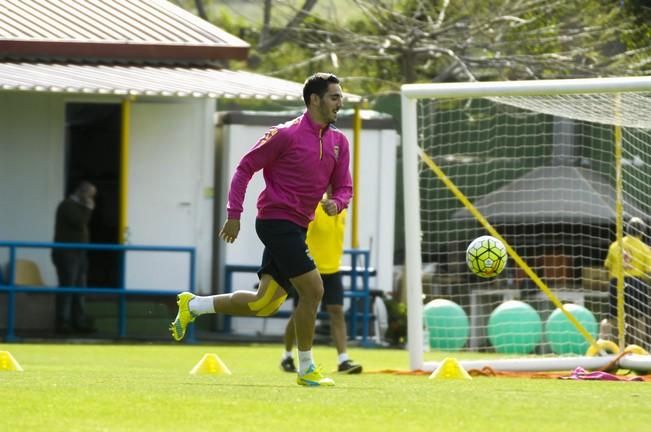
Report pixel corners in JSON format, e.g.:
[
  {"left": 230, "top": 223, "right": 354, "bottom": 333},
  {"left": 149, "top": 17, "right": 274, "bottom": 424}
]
[
  {"left": 298, "top": 350, "right": 313, "bottom": 375},
  {"left": 188, "top": 296, "right": 215, "bottom": 316},
  {"left": 283, "top": 351, "right": 293, "bottom": 360},
  {"left": 338, "top": 352, "right": 349, "bottom": 364}
]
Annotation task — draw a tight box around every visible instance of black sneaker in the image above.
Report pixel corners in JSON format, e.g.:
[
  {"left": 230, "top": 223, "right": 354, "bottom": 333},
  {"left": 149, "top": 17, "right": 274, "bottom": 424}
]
[
  {"left": 280, "top": 357, "right": 297, "bottom": 373},
  {"left": 338, "top": 360, "right": 362, "bottom": 374}
]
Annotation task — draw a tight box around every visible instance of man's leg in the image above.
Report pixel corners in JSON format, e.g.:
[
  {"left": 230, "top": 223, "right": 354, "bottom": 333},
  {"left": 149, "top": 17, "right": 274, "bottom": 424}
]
[
  {"left": 280, "top": 313, "right": 297, "bottom": 372},
  {"left": 322, "top": 273, "right": 362, "bottom": 374},
  {"left": 289, "top": 269, "right": 323, "bottom": 352},
  {"left": 72, "top": 252, "right": 94, "bottom": 332},
  {"left": 212, "top": 274, "right": 288, "bottom": 315},
  {"left": 53, "top": 251, "right": 76, "bottom": 333},
  {"left": 169, "top": 274, "right": 288, "bottom": 340},
  {"left": 628, "top": 278, "right": 649, "bottom": 349},
  {"left": 280, "top": 289, "right": 300, "bottom": 372},
  {"left": 642, "top": 281, "right": 651, "bottom": 351},
  {"left": 284, "top": 313, "right": 296, "bottom": 352},
  {"left": 326, "top": 304, "right": 347, "bottom": 355},
  {"left": 600, "top": 279, "right": 617, "bottom": 341},
  {"left": 289, "top": 269, "right": 335, "bottom": 386}
]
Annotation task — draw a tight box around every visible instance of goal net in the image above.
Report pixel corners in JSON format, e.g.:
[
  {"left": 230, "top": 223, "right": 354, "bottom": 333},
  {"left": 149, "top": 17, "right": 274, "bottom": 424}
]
[{"left": 401, "top": 77, "right": 651, "bottom": 372}]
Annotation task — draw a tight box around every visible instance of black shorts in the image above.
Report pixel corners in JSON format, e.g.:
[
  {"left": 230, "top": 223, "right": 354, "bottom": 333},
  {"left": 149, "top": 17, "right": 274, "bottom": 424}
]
[
  {"left": 608, "top": 277, "right": 651, "bottom": 319},
  {"left": 255, "top": 219, "right": 316, "bottom": 292},
  {"left": 288, "top": 272, "right": 344, "bottom": 309}
]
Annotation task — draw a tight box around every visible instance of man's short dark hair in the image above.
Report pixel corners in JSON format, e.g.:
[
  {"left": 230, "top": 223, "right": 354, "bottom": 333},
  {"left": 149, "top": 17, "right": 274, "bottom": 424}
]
[{"left": 303, "top": 73, "right": 340, "bottom": 107}]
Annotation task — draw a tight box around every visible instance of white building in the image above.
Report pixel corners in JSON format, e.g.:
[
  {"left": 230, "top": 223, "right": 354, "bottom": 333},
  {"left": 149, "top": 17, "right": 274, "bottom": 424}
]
[{"left": 0, "top": 0, "right": 397, "bottom": 338}]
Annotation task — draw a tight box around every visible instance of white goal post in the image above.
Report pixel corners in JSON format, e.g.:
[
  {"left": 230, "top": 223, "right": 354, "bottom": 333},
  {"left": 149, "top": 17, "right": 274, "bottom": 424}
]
[{"left": 401, "top": 76, "right": 651, "bottom": 372}]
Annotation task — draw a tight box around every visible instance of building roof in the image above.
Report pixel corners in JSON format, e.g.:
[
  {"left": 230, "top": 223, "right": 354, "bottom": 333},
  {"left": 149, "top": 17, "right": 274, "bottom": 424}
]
[
  {"left": 0, "top": 1, "right": 362, "bottom": 102},
  {"left": 0, "top": 0, "right": 249, "bottom": 62},
  {"left": 0, "top": 62, "right": 362, "bottom": 102}
]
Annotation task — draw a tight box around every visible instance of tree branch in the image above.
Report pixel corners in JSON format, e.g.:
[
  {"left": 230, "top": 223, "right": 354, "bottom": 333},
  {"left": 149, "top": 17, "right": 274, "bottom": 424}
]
[
  {"left": 194, "top": 0, "right": 207, "bottom": 20},
  {"left": 257, "top": 0, "right": 319, "bottom": 53}
]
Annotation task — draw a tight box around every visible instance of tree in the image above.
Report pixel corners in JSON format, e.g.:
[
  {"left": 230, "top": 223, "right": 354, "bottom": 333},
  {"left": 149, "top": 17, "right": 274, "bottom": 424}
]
[
  {"left": 170, "top": 0, "right": 206, "bottom": 19},
  {"left": 213, "top": 0, "right": 648, "bottom": 96},
  {"left": 194, "top": 0, "right": 207, "bottom": 20},
  {"left": 312, "top": 0, "right": 648, "bottom": 86},
  {"left": 616, "top": 0, "right": 651, "bottom": 72},
  {"left": 184, "top": 1, "right": 649, "bottom": 96},
  {"left": 258, "top": 0, "right": 320, "bottom": 53}
]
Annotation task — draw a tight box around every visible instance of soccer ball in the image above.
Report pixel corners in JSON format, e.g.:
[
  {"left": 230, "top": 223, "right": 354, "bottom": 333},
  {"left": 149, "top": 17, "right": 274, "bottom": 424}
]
[{"left": 466, "top": 235, "right": 508, "bottom": 278}]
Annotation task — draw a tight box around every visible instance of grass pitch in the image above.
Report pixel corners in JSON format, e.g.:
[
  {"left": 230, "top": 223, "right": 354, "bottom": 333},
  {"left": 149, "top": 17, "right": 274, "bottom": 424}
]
[{"left": 1, "top": 343, "right": 651, "bottom": 432}]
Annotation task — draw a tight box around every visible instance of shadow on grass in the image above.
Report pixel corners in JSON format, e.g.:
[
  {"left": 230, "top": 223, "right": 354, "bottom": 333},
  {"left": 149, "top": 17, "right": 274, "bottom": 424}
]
[{"left": 182, "top": 382, "right": 378, "bottom": 390}]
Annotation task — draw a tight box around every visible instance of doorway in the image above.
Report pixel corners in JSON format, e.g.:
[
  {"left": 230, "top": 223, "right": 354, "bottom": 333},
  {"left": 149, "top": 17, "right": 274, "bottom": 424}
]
[{"left": 65, "top": 103, "right": 121, "bottom": 288}]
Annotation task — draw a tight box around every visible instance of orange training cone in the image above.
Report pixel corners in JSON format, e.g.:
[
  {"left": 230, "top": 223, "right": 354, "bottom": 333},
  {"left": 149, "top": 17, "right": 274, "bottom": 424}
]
[
  {"left": 0, "top": 351, "right": 24, "bottom": 371},
  {"left": 190, "top": 353, "right": 232, "bottom": 375},
  {"left": 429, "top": 357, "right": 472, "bottom": 380}
]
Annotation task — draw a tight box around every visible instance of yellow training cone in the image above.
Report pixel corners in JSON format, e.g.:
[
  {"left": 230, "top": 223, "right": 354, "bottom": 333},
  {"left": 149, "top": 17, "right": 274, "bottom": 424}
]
[
  {"left": 429, "top": 357, "right": 471, "bottom": 380},
  {"left": 190, "top": 353, "right": 231, "bottom": 375},
  {"left": 0, "top": 351, "right": 24, "bottom": 371}
]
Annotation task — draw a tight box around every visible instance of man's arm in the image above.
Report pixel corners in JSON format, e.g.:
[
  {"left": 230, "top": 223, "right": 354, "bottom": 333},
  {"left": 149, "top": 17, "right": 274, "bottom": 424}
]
[
  {"left": 327, "top": 137, "right": 353, "bottom": 214},
  {"left": 320, "top": 199, "right": 338, "bottom": 216},
  {"left": 219, "top": 219, "right": 240, "bottom": 243},
  {"left": 222, "top": 126, "right": 286, "bottom": 242},
  {"left": 226, "top": 126, "right": 286, "bottom": 220}
]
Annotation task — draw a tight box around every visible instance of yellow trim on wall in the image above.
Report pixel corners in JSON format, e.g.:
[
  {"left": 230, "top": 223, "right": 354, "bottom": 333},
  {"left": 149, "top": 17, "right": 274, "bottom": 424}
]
[
  {"left": 352, "top": 104, "right": 361, "bottom": 249},
  {"left": 119, "top": 98, "right": 132, "bottom": 244}
]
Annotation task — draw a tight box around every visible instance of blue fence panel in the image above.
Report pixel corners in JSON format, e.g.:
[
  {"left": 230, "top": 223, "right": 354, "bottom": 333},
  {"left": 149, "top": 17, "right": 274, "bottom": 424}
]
[
  {"left": 222, "top": 249, "right": 376, "bottom": 346},
  {"left": 0, "top": 241, "right": 195, "bottom": 342}
]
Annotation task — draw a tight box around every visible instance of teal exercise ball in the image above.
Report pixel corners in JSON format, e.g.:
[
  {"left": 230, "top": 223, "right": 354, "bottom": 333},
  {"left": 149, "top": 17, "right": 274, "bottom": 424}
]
[
  {"left": 545, "top": 303, "right": 598, "bottom": 355},
  {"left": 487, "top": 300, "right": 542, "bottom": 354},
  {"left": 424, "top": 299, "right": 469, "bottom": 351}
]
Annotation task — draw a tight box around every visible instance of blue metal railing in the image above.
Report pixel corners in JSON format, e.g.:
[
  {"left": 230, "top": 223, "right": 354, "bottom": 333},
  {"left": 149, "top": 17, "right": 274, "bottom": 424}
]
[
  {"left": 223, "top": 248, "right": 376, "bottom": 346},
  {"left": 0, "top": 241, "right": 196, "bottom": 342}
]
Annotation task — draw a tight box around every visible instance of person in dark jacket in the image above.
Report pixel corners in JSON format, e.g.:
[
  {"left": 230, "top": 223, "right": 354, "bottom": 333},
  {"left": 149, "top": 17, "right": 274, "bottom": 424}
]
[{"left": 52, "top": 181, "right": 97, "bottom": 334}]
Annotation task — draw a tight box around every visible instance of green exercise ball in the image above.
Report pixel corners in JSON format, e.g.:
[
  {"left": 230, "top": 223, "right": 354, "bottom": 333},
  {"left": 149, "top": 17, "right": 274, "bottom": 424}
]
[
  {"left": 487, "top": 300, "right": 542, "bottom": 354},
  {"left": 424, "top": 299, "right": 469, "bottom": 351},
  {"left": 545, "top": 303, "right": 598, "bottom": 355}
]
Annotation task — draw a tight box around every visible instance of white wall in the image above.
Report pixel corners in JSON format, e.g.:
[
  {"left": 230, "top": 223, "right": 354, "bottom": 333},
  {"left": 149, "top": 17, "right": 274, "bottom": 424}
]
[
  {"left": 126, "top": 99, "right": 214, "bottom": 294},
  {"left": 0, "top": 92, "right": 66, "bottom": 285},
  {"left": 0, "top": 93, "right": 215, "bottom": 296},
  {"left": 216, "top": 112, "right": 398, "bottom": 335}
]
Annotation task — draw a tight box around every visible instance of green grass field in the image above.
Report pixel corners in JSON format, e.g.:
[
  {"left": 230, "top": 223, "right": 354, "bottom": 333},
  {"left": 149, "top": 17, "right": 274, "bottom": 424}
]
[{"left": 2, "top": 343, "right": 651, "bottom": 431}]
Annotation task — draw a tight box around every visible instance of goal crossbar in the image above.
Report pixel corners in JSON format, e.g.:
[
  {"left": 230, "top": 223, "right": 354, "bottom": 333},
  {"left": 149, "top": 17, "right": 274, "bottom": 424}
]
[{"left": 402, "top": 76, "right": 651, "bottom": 100}]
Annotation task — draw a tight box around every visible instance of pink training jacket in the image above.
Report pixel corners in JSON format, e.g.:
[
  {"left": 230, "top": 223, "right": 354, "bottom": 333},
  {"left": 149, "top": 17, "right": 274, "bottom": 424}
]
[{"left": 227, "top": 111, "right": 353, "bottom": 228}]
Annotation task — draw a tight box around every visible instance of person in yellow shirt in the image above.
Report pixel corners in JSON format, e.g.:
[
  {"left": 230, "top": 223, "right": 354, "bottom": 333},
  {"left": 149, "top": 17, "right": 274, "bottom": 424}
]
[
  {"left": 602, "top": 216, "right": 651, "bottom": 348},
  {"left": 280, "top": 193, "right": 362, "bottom": 374}
]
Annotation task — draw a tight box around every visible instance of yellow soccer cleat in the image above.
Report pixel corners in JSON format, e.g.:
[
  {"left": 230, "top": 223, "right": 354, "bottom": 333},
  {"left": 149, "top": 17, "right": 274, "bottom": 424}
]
[
  {"left": 297, "top": 364, "right": 335, "bottom": 387},
  {"left": 169, "top": 292, "right": 197, "bottom": 341}
]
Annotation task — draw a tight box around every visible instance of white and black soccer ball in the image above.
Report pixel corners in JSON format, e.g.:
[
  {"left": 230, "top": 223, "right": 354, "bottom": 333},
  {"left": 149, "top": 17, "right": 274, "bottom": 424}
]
[{"left": 466, "top": 235, "right": 508, "bottom": 278}]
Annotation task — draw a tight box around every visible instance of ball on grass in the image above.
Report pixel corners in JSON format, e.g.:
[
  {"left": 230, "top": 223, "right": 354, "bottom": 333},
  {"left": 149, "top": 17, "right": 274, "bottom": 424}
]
[
  {"left": 488, "top": 300, "right": 542, "bottom": 354},
  {"left": 545, "top": 303, "right": 598, "bottom": 355},
  {"left": 424, "top": 299, "right": 469, "bottom": 351}
]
